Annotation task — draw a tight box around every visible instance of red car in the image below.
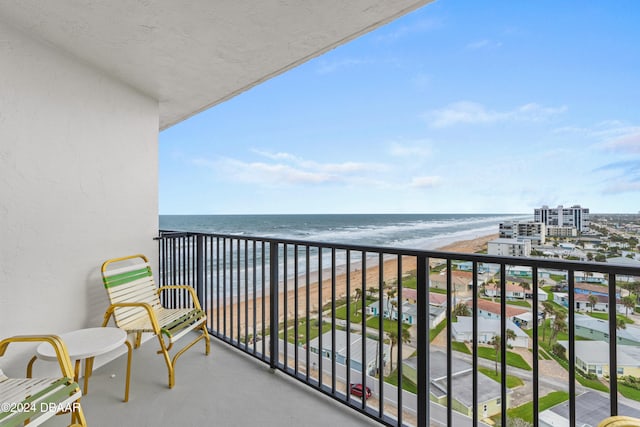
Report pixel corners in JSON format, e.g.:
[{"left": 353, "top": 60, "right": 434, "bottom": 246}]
[{"left": 349, "top": 383, "right": 372, "bottom": 399}]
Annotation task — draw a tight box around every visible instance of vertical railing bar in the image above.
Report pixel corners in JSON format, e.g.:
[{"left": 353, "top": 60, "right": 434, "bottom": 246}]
[
  {"left": 294, "top": 244, "right": 299, "bottom": 375},
  {"left": 500, "top": 263, "right": 507, "bottom": 427},
  {"left": 253, "top": 241, "right": 257, "bottom": 355},
  {"left": 284, "top": 243, "right": 289, "bottom": 369},
  {"left": 196, "top": 235, "right": 204, "bottom": 326},
  {"left": 446, "top": 258, "right": 453, "bottom": 427},
  {"left": 216, "top": 238, "right": 221, "bottom": 337},
  {"left": 416, "top": 255, "right": 428, "bottom": 427},
  {"left": 237, "top": 239, "right": 241, "bottom": 346},
  {"left": 306, "top": 245, "right": 311, "bottom": 383},
  {"left": 261, "top": 241, "right": 266, "bottom": 359},
  {"left": 318, "top": 246, "right": 323, "bottom": 389},
  {"left": 346, "top": 250, "right": 352, "bottom": 403},
  {"left": 361, "top": 251, "right": 367, "bottom": 411},
  {"left": 609, "top": 272, "right": 619, "bottom": 416},
  {"left": 331, "top": 247, "right": 336, "bottom": 394},
  {"left": 532, "top": 266, "right": 539, "bottom": 427},
  {"left": 378, "top": 252, "right": 384, "bottom": 418},
  {"left": 244, "top": 239, "right": 249, "bottom": 351},
  {"left": 223, "top": 238, "right": 227, "bottom": 340},
  {"left": 472, "top": 261, "right": 478, "bottom": 425},
  {"left": 229, "top": 239, "right": 235, "bottom": 343},
  {"left": 269, "top": 242, "right": 279, "bottom": 370},
  {"left": 568, "top": 269, "right": 576, "bottom": 427},
  {"left": 397, "top": 254, "right": 403, "bottom": 427}
]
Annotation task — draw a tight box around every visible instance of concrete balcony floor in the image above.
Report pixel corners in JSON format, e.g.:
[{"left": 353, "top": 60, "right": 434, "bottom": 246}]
[{"left": 47, "top": 332, "right": 377, "bottom": 427}]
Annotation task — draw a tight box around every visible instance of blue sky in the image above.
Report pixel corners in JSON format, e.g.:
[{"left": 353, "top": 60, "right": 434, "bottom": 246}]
[{"left": 160, "top": 0, "right": 640, "bottom": 215}]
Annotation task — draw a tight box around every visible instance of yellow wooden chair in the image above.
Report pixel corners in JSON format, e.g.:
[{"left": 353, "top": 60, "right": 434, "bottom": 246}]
[
  {"left": 599, "top": 416, "right": 640, "bottom": 427},
  {"left": 100, "top": 254, "right": 210, "bottom": 388},
  {"left": 0, "top": 335, "right": 87, "bottom": 427}
]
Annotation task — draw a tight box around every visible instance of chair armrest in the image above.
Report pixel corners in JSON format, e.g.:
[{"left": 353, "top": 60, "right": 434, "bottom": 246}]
[
  {"left": 102, "top": 302, "right": 162, "bottom": 333},
  {"left": 157, "top": 285, "right": 203, "bottom": 310},
  {"left": 0, "top": 335, "right": 75, "bottom": 378}
]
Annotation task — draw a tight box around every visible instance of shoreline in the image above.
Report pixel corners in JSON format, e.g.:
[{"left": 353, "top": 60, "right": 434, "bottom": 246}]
[{"left": 209, "top": 233, "right": 498, "bottom": 335}]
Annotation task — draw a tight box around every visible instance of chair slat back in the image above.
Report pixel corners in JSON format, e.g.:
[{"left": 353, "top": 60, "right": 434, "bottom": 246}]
[{"left": 101, "top": 255, "right": 162, "bottom": 330}]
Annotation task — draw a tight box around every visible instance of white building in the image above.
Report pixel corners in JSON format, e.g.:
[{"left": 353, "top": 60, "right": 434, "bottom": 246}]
[
  {"left": 487, "top": 238, "right": 532, "bottom": 257},
  {"left": 534, "top": 204, "right": 590, "bottom": 233},
  {"left": 499, "top": 221, "right": 546, "bottom": 245},
  {"left": 451, "top": 317, "right": 529, "bottom": 348},
  {"left": 308, "top": 330, "right": 389, "bottom": 375}
]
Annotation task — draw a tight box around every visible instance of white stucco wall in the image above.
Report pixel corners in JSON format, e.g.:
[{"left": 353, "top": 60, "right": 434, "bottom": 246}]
[{"left": 0, "top": 22, "right": 159, "bottom": 371}]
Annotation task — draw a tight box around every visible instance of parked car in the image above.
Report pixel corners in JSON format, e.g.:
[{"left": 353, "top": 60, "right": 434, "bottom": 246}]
[{"left": 349, "top": 383, "right": 372, "bottom": 399}]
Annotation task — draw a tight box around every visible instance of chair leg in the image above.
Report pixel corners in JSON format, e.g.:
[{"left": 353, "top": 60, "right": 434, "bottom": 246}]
[
  {"left": 201, "top": 323, "right": 211, "bottom": 355},
  {"left": 156, "top": 335, "right": 175, "bottom": 389}
]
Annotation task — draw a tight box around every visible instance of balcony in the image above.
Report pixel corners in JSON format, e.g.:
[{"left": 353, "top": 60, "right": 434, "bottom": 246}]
[{"left": 80, "top": 230, "right": 635, "bottom": 427}]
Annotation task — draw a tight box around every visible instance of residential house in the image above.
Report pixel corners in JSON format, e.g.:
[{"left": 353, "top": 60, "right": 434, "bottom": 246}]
[
  {"left": 575, "top": 314, "right": 640, "bottom": 346},
  {"left": 468, "top": 299, "right": 530, "bottom": 324},
  {"left": 308, "top": 330, "right": 389, "bottom": 375},
  {"left": 367, "top": 298, "right": 417, "bottom": 325},
  {"left": 451, "top": 316, "right": 529, "bottom": 348},
  {"left": 403, "top": 351, "right": 510, "bottom": 420},
  {"left": 558, "top": 340, "right": 640, "bottom": 378}
]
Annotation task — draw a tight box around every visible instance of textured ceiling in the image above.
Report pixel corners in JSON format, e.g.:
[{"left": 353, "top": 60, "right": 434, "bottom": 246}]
[{"left": 0, "top": 0, "right": 433, "bottom": 129}]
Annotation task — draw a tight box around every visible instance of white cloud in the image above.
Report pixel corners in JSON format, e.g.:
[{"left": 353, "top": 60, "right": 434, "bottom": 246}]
[
  {"left": 602, "top": 131, "right": 640, "bottom": 153},
  {"left": 424, "top": 101, "right": 567, "bottom": 128},
  {"left": 195, "top": 151, "right": 387, "bottom": 187},
  {"left": 410, "top": 176, "right": 441, "bottom": 188}
]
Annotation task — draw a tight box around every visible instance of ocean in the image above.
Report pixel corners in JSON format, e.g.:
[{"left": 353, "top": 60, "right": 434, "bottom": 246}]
[{"left": 159, "top": 213, "right": 529, "bottom": 251}]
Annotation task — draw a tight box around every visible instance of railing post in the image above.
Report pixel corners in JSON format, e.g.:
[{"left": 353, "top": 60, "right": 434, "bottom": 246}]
[
  {"left": 269, "top": 242, "right": 279, "bottom": 371},
  {"left": 196, "top": 234, "right": 205, "bottom": 305},
  {"left": 416, "top": 255, "right": 428, "bottom": 427}
]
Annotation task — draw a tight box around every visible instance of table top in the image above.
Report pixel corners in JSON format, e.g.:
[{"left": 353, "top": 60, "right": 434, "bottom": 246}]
[{"left": 36, "top": 327, "right": 127, "bottom": 361}]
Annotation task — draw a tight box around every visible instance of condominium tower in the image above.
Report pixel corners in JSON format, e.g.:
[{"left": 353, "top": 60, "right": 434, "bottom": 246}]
[{"left": 534, "top": 205, "right": 590, "bottom": 233}]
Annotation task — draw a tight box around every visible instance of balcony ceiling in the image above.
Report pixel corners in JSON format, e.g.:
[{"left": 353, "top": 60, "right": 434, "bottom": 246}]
[{"left": 0, "top": 0, "right": 433, "bottom": 130}]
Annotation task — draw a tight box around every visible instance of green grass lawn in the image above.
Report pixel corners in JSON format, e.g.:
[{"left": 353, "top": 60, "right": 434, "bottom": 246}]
[
  {"left": 477, "top": 366, "right": 524, "bottom": 388},
  {"left": 477, "top": 346, "right": 532, "bottom": 371},
  {"left": 281, "top": 319, "right": 332, "bottom": 344},
  {"left": 451, "top": 341, "right": 471, "bottom": 354},
  {"left": 333, "top": 297, "right": 376, "bottom": 323},
  {"left": 506, "top": 391, "right": 569, "bottom": 423},
  {"left": 385, "top": 369, "right": 418, "bottom": 394},
  {"left": 619, "top": 383, "right": 640, "bottom": 402},
  {"left": 587, "top": 311, "right": 634, "bottom": 324},
  {"left": 430, "top": 319, "right": 447, "bottom": 342},
  {"left": 365, "top": 316, "right": 411, "bottom": 334}
]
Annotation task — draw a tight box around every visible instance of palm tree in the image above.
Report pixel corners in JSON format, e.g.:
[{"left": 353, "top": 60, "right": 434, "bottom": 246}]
[
  {"left": 386, "top": 288, "right": 397, "bottom": 316},
  {"left": 505, "top": 328, "right": 517, "bottom": 348},
  {"left": 490, "top": 334, "right": 501, "bottom": 375},
  {"left": 386, "top": 330, "right": 398, "bottom": 375},
  {"left": 550, "top": 310, "right": 568, "bottom": 344},
  {"left": 588, "top": 293, "right": 598, "bottom": 313},
  {"left": 453, "top": 302, "right": 471, "bottom": 317},
  {"left": 617, "top": 317, "right": 627, "bottom": 331},
  {"left": 541, "top": 301, "right": 556, "bottom": 342},
  {"left": 622, "top": 295, "right": 636, "bottom": 317},
  {"left": 385, "top": 327, "right": 411, "bottom": 375},
  {"left": 353, "top": 288, "right": 362, "bottom": 316}
]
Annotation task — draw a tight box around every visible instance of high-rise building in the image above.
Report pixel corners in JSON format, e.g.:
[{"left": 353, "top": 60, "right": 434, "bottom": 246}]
[
  {"left": 534, "top": 205, "right": 590, "bottom": 233},
  {"left": 499, "top": 221, "right": 546, "bottom": 245}
]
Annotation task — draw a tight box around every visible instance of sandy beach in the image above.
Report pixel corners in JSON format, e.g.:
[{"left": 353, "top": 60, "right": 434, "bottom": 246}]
[{"left": 210, "top": 233, "right": 498, "bottom": 336}]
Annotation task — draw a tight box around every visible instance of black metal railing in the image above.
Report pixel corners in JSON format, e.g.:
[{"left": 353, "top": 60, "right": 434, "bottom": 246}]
[{"left": 156, "top": 230, "right": 640, "bottom": 427}]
